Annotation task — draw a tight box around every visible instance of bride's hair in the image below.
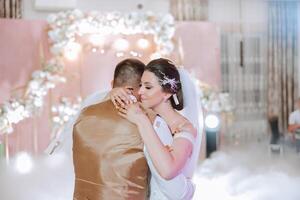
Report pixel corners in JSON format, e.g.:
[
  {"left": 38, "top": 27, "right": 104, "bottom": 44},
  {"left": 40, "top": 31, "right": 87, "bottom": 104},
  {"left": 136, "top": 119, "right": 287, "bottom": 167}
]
[{"left": 145, "top": 58, "right": 183, "bottom": 110}]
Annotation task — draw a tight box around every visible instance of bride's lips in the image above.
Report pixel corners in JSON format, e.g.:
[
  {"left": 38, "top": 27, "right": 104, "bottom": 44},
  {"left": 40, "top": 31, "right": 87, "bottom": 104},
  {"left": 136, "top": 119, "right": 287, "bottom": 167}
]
[
  {"left": 140, "top": 96, "right": 146, "bottom": 101},
  {"left": 140, "top": 98, "right": 146, "bottom": 102}
]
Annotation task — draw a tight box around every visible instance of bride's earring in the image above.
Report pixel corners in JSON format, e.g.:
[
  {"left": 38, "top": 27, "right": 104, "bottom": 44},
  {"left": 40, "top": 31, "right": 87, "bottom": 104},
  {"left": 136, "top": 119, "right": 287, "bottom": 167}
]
[{"left": 172, "top": 94, "right": 179, "bottom": 105}]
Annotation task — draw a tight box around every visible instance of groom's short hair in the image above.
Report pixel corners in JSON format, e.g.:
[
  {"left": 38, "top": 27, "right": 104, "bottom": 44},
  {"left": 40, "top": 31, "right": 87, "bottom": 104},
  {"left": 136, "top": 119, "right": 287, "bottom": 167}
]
[{"left": 113, "top": 58, "right": 145, "bottom": 87}]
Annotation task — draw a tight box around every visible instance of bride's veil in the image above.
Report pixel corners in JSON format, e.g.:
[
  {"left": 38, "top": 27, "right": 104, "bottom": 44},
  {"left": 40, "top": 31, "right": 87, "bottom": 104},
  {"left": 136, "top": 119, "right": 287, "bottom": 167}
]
[{"left": 178, "top": 68, "right": 204, "bottom": 177}]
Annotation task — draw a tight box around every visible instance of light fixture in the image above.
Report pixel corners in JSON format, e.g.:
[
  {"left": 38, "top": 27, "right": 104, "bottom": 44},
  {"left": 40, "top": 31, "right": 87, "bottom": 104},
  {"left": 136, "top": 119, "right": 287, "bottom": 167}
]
[
  {"left": 205, "top": 114, "right": 220, "bottom": 131},
  {"left": 113, "top": 38, "right": 129, "bottom": 51},
  {"left": 116, "top": 52, "right": 125, "bottom": 57},
  {"left": 205, "top": 113, "right": 221, "bottom": 157},
  {"left": 14, "top": 152, "right": 33, "bottom": 174},
  {"left": 137, "top": 38, "right": 150, "bottom": 49},
  {"left": 130, "top": 51, "right": 138, "bottom": 57}
]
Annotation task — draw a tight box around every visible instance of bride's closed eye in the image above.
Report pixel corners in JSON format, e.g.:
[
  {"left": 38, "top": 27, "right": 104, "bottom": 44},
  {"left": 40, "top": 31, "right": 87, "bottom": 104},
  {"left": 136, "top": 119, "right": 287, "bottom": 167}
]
[
  {"left": 143, "top": 83, "right": 153, "bottom": 90},
  {"left": 140, "top": 83, "right": 152, "bottom": 90}
]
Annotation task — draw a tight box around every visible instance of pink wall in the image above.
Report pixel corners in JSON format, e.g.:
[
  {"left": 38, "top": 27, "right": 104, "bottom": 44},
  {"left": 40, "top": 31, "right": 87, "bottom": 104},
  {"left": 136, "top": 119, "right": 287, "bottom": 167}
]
[
  {"left": 175, "top": 22, "right": 221, "bottom": 88},
  {"left": 0, "top": 19, "right": 50, "bottom": 102},
  {"left": 0, "top": 19, "right": 52, "bottom": 156},
  {"left": 0, "top": 19, "right": 220, "bottom": 156}
]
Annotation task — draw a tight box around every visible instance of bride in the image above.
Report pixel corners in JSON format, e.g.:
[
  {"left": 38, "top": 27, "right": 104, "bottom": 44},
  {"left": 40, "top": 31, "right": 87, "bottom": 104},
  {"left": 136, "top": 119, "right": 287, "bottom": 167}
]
[{"left": 112, "top": 58, "right": 203, "bottom": 199}]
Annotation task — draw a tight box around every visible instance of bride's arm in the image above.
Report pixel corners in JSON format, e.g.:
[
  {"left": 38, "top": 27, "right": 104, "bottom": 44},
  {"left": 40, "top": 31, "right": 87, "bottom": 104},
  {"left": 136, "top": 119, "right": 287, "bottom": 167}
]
[
  {"left": 138, "top": 119, "right": 193, "bottom": 180},
  {"left": 118, "top": 104, "right": 194, "bottom": 180}
]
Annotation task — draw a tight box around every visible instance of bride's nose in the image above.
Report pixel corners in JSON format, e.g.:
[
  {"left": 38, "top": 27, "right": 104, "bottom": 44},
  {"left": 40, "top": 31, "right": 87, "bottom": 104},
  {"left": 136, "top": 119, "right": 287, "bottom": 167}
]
[{"left": 138, "top": 86, "right": 144, "bottom": 95}]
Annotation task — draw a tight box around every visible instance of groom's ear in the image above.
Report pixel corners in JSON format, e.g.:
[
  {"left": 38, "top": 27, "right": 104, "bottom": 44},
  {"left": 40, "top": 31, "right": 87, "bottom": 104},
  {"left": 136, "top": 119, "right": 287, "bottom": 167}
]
[
  {"left": 110, "top": 80, "right": 113, "bottom": 88},
  {"left": 124, "top": 86, "right": 134, "bottom": 91},
  {"left": 124, "top": 86, "right": 134, "bottom": 95}
]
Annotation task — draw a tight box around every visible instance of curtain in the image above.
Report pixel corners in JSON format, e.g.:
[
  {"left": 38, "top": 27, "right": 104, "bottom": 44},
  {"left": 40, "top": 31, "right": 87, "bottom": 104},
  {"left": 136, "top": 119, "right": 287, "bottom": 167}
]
[
  {"left": 170, "top": 0, "right": 208, "bottom": 21},
  {"left": 221, "top": 33, "right": 268, "bottom": 143},
  {"left": 0, "top": 0, "right": 22, "bottom": 18},
  {"left": 267, "top": 1, "right": 298, "bottom": 133}
]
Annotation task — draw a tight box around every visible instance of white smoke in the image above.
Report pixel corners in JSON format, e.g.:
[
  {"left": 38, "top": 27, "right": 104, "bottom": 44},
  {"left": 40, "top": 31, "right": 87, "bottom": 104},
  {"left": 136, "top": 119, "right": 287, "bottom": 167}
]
[
  {"left": 193, "top": 143, "right": 300, "bottom": 200},
  {"left": 0, "top": 142, "right": 300, "bottom": 200},
  {"left": 0, "top": 152, "right": 74, "bottom": 200}
]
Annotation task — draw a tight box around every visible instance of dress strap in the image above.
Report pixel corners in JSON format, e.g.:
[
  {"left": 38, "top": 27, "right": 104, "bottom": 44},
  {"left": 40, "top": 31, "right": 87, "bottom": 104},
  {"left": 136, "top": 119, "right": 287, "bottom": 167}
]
[{"left": 173, "top": 131, "right": 195, "bottom": 145}]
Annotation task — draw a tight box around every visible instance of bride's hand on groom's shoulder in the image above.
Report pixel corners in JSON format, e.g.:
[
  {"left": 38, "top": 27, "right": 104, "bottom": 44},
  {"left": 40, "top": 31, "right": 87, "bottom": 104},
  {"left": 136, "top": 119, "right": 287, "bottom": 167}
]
[
  {"left": 109, "top": 87, "right": 135, "bottom": 108},
  {"left": 117, "top": 102, "right": 148, "bottom": 124}
]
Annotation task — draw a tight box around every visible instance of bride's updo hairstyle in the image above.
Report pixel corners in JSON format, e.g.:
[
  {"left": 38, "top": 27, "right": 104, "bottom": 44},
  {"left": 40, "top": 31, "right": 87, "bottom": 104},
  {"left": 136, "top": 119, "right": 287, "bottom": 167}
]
[{"left": 145, "top": 58, "right": 183, "bottom": 110}]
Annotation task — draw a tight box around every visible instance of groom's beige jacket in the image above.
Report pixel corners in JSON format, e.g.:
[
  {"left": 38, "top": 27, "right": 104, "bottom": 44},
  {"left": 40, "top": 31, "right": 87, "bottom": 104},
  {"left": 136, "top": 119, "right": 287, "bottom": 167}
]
[{"left": 72, "top": 100, "right": 149, "bottom": 200}]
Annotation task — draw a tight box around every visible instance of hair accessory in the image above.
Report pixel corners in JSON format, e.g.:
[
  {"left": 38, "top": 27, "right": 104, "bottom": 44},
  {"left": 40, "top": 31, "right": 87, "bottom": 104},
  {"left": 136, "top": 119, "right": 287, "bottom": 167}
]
[
  {"left": 172, "top": 94, "right": 179, "bottom": 105},
  {"left": 158, "top": 71, "right": 179, "bottom": 92}
]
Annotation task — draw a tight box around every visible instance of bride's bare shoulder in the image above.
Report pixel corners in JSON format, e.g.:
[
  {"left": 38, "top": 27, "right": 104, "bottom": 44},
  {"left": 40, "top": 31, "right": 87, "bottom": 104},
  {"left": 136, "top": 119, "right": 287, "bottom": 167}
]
[{"left": 175, "top": 120, "right": 197, "bottom": 137}]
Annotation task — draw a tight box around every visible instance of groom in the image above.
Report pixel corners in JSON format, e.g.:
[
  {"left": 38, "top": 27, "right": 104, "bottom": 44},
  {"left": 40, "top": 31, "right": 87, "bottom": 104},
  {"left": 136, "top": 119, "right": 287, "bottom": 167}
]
[{"left": 72, "top": 59, "right": 148, "bottom": 200}]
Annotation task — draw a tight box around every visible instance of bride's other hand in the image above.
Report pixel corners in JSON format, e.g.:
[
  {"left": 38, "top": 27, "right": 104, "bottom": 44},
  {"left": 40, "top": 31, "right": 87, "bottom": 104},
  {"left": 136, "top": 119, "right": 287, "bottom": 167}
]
[
  {"left": 109, "top": 87, "right": 136, "bottom": 108},
  {"left": 118, "top": 103, "right": 148, "bottom": 125}
]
